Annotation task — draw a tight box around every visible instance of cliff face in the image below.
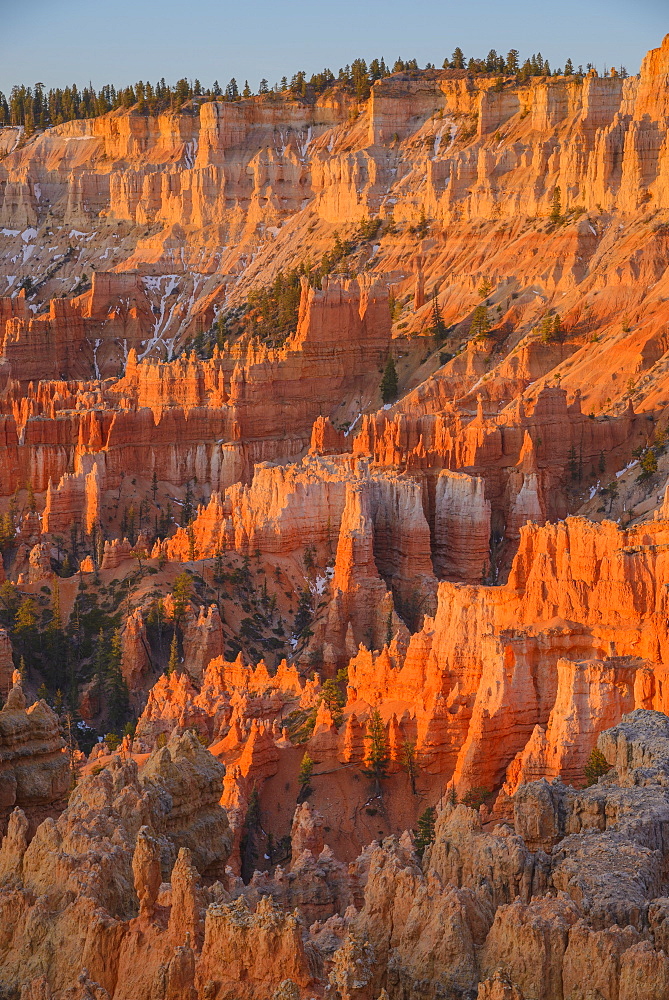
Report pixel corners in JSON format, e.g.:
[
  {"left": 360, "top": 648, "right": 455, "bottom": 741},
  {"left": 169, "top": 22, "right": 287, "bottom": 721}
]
[
  {"left": 2, "top": 38, "right": 669, "bottom": 409},
  {"left": 340, "top": 513, "right": 669, "bottom": 794},
  {"left": 0, "top": 276, "right": 390, "bottom": 501},
  {"left": 2, "top": 40, "right": 669, "bottom": 246}
]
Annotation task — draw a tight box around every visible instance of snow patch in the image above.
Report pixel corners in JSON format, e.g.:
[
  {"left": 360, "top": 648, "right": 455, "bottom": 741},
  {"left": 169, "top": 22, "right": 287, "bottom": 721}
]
[
  {"left": 139, "top": 275, "right": 181, "bottom": 359},
  {"left": 183, "top": 139, "right": 198, "bottom": 169},
  {"left": 93, "top": 338, "right": 102, "bottom": 380},
  {"left": 433, "top": 123, "right": 452, "bottom": 158},
  {"left": 21, "top": 228, "right": 37, "bottom": 242},
  {"left": 345, "top": 412, "right": 362, "bottom": 436},
  {"left": 297, "top": 126, "right": 313, "bottom": 161},
  {"left": 616, "top": 459, "right": 638, "bottom": 478},
  {"left": 1, "top": 229, "right": 20, "bottom": 237}
]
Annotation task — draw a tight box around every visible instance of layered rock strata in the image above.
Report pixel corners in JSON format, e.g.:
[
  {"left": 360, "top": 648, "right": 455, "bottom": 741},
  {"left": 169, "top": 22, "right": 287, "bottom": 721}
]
[{"left": 0, "top": 678, "right": 69, "bottom": 835}]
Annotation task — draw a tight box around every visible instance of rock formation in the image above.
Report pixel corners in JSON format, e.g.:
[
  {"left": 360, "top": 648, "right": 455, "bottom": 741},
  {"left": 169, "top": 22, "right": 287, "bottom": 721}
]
[
  {"left": 1, "top": 32, "right": 669, "bottom": 1000},
  {"left": 0, "top": 678, "right": 69, "bottom": 835}
]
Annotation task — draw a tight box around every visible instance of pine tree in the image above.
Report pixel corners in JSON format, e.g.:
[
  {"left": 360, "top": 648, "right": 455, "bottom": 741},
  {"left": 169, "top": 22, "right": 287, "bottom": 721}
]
[
  {"left": 182, "top": 479, "right": 194, "bottom": 526},
  {"left": 171, "top": 571, "right": 192, "bottom": 625},
  {"left": 363, "top": 708, "right": 389, "bottom": 791},
  {"left": 539, "top": 313, "right": 561, "bottom": 343},
  {"left": 44, "top": 577, "right": 67, "bottom": 685},
  {"left": 298, "top": 751, "right": 314, "bottom": 800},
  {"left": 385, "top": 609, "right": 394, "bottom": 647},
  {"left": 50, "top": 576, "right": 61, "bottom": 631},
  {"left": 240, "top": 786, "right": 260, "bottom": 882},
  {"left": 0, "top": 511, "right": 15, "bottom": 551},
  {"left": 430, "top": 289, "right": 447, "bottom": 341},
  {"left": 506, "top": 49, "right": 519, "bottom": 74},
  {"left": 14, "top": 597, "right": 39, "bottom": 665},
  {"left": 550, "top": 185, "right": 562, "bottom": 224},
  {"left": 414, "top": 806, "right": 436, "bottom": 859},
  {"left": 61, "top": 709, "right": 79, "bottom": 790},
  {"left": 639, "top": 447, "right": 658, "bottom": 479},
  {"left": 293, "top": 587, "right": 314, "bottom": 641},
  {"left": 151, "top": 470, "right": 158, "bottom": 502},
  {"left": 380, "top": 356, "right": 399, "bottom": 404},
  {"left": 94, "top": 628, "right": 106, "bottom": 696},
  {"left": 167, "top": 632, "right": 179, "bottom": 676},
  {"left": 320, "top": 678, "right": 345, "bottom": 726},
  {"left": 470, "top": 304, "right": 490, "bottom": 340},
  {"left": 400, "top": 739, "right": 418, "bottom": 794},
  {"left": 105, "top": 629, "right": 129, "bottom": 729},
  {"left": 477, "top": 277, "right": 493, "bottom": 300}
]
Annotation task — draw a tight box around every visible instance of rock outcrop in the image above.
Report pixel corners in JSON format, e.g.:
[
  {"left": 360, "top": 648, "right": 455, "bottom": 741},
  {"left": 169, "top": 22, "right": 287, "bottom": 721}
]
[
  {"left": 0, "top": 679, "right": 69, "bottom": 835},
  {"left": 0, "top": 728, "right": 231, "bottom": 996}
]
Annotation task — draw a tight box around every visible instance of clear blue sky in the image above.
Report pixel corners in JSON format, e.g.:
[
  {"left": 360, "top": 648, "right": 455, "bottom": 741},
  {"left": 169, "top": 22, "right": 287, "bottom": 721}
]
[{"left": 0, "top": 0, "right": 666, "bottom": 94}]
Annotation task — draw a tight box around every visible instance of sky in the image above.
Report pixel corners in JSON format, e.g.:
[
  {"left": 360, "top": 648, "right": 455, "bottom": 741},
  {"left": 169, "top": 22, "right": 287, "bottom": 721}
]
[{"left": 0, "top": 0, "right": 666, "bottom": 95}]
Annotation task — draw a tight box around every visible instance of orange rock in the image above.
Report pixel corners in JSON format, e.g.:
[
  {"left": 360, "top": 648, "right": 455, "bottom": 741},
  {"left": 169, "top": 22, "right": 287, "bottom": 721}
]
[
  {"left": 0, "top": 680, "right": 69, "bottom": 834},
  {"left": 136, "top": 671, "right": 209, "bottom": 745},
  {"left": 197, "top": 895, "right": 316, "bottom": 995},
  {"left": 100, "top": 537, "right": 133, "bottom": 570},
  {"left": 121, "top": 609, "right": 152, "bottom": 700},
  {"left": 290, "top": 801, "right": 325, "bottom": 861},
  {"left": 236, "top": 720, "right": 280, "bottom": 784},
  {"left": 434, "top": 470, "right": 491, "bottom": 582},
  {"left": 181, "top": 605, "right": 224, "bottom": 682},
  {"left": 501, "top": 656, "right": 647, "bottom": 794}
]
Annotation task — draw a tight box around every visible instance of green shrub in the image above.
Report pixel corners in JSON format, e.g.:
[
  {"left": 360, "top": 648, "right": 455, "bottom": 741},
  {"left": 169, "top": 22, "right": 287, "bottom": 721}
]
[{"left": 584, "top": 747, "right": 612, "bottom": 786}]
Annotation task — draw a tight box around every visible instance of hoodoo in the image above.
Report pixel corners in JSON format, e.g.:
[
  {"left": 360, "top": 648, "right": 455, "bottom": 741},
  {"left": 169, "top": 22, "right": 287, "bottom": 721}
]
[{"left": 1, "top": 22, "right": 669, "bottom": 1000}]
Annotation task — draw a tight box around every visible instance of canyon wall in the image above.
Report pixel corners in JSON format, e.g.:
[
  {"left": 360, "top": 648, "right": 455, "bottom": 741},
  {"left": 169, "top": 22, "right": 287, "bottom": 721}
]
[{"left": 1, "top": 32, "right": 669, "bottom": 1000}]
